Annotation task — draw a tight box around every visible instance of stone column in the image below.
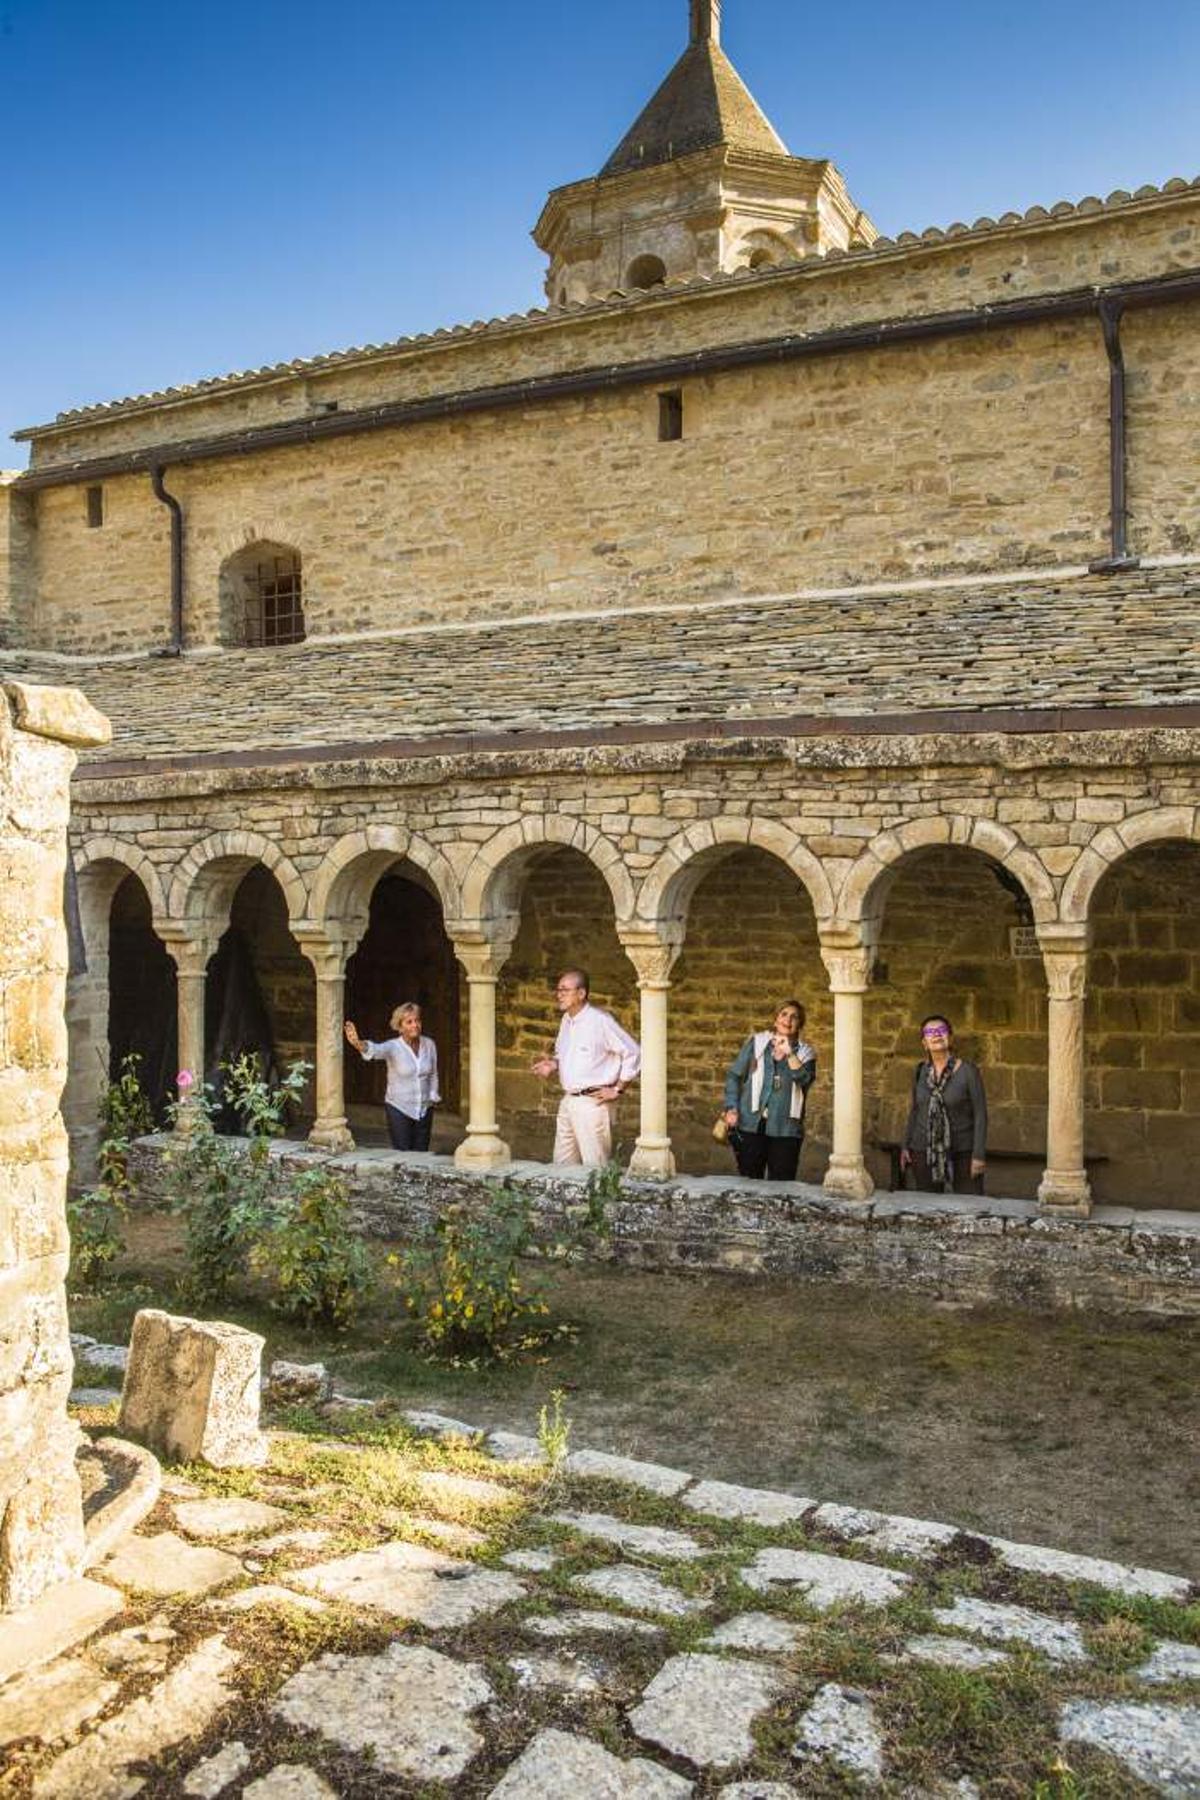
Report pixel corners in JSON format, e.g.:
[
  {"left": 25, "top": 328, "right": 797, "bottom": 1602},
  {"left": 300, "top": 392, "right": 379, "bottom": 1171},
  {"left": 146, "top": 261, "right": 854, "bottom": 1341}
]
[
  {"left": 1037, "top": 926, "right": 1092, "bottom": 1216},
  {"left": 820, "top": 937, "right": 876, "bottom": 1203},
  {"left": 619, "top": 928, "right": 682, "bottom": 1179},
  {"left": 451, "top": 921, "right": 518, "bottom": 1171},
  {"left": 298, "top": 936, "right": 355, "bottom": 1153},
  {"left": 0, "top": 680, "right": 110, "bottom": 1611},
  {"left": 160, "top": 927, "right": 215, "bottom": 1127}
]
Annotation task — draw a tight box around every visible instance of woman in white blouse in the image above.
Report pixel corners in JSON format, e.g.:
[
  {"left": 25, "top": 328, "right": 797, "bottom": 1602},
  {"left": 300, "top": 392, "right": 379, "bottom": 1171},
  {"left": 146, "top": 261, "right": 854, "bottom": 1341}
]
[{"left": 344, "top": 1001, "right": 440, "bottom": 1151}]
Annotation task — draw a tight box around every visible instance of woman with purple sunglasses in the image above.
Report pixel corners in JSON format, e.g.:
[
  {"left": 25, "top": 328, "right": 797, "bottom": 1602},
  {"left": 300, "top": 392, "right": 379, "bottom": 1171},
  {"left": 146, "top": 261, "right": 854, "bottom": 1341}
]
[{"left": 899, "top": 1015, "right": 987, "bottom": 1195}]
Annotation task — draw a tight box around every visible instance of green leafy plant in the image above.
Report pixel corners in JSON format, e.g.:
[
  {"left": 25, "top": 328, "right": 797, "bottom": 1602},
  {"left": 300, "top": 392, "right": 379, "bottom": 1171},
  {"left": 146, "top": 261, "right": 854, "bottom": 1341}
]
[
  {"left": 164, "top": 1054, "right": 310, "bottom": 1303},
  {"left": 252, "top": 1165, "right": 373, "bottom": 1329},
  {"left": 67, "top": 1053, "right": 154, "bottom": 1289},
  {"left": 392, "top": 1182, "right": 570, "bottom": 1364},
  {"left": 579, "top": 1159, "right": 622, "bottom": 1242}
]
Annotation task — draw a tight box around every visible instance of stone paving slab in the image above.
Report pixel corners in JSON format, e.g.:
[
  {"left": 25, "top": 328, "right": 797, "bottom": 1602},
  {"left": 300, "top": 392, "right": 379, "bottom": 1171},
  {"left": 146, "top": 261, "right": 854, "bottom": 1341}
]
[
  {"left": 100, "top": 1532, "right": 243, "bottom": 1598},
  {"left": 901, "top": 1634, "right": 1010, "bottom": 1671},
  {"left": 576, "top": 1564, "right": 709, "bottom": 1618},
  {"left": 210, "top": 1584, "right": 328, "bottom": 1615},
  {"left": 931, "top": 1597, "right": 1088, "bottom": 1664},
  {"left": 489, "top": 1728, "right": 694, "bottom": 1797},
  {"left": 243, "top": 1768, "right": 340, "bottom": 1800},
  {"left": 0, "top": 1658, "right": 118, "bottom": 1748},
  {"left": 503, "top": 1548, "right": 558, "bottom": 1573},
  {"left": 522, "top": 1608, "right": 663, "bottom": 1640},
  {"left": 486, "top": 1430, "right": 546, "bottom": 1464},
  {"left": 628, "top": 1652, "right": 791, "bottom": 1769},
  {"left": 273, "top": 1642, "right": 492, "bottom": 1783},
  {"left": 33, "top": 1635, "right": 238, "bottom": 1800},
  {"left": 702, "top": 1612, "right": 808, "bottom": 1654},
  {"left": 507, "top": 1648, "right": 607, "bottom": 1696},
  {"left": 549, "top": 1510, "right": 703, "bottom": 1561},
  {"left": 1137, "top": 1643, "right": 1200, "bottom": 1685},
  {"left": 250, "top": 1527, "right": 333, "bottom": 1555},
  {"left": 173, "top": 1498, "right": 289, "bottom": 1540},
  {"left": 681, "top": 1480, "right": 812, "bottom": 1528},
  {"left": 403, "top": 1407, "right": 480, "bottom": 1440},
  {"left": 0, "top": 1579, "right": 124, "bottom": 1685},
  {"left": 742, "top": 1546, "right": 911, "bottom": 1610},
  {"left": 793, "top": 1682, "right": 885, "bottom": 1783},
  {"left": 90, "top": 1621, "right": 177, "bottom": 1675},
  {"left": 985, "top": 1534, "right": 1193, "bottom": 1601},
  {"left": 565, "top": 1448, "right": 693, "bottom": 1496},
  {"left": 287, "top": 1538, "right": 525, "bottom": 1626},
  {"left": 1060, "top": 1698, "right": 1200, "bottom": 1795},
  {"left": 182, "top": 1742, "right": 251, "bottom": 1798},
  {"left": 414, "top": 1469, "right": 517, "bottom": 1509},
  {"left": 812, "top": 1501, "right": 959, "bottom": 1559},
  {"left": 70, "top": 1388, "right": 122, "bottom": 1408},
  {"left": 718, "top": 1784, "right": 800, "bottom": 1798}
]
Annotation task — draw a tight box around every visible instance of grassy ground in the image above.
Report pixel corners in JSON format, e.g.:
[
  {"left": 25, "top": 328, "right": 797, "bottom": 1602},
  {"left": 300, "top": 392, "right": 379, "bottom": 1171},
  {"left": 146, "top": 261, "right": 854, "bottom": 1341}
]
[{"left": 73, "top": 1214, "right": 1200, "bottom": 1576}]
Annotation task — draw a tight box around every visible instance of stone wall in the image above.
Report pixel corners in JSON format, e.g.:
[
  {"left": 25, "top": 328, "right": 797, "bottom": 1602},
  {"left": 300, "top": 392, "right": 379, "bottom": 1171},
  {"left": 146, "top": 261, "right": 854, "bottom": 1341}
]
[
  {"left": 0, "top": 679, "right": 109, "bottom": 1610},
  {"left": 9, "top": 192, "right": 1200, "bottom": 657},
  {"left": 125, "top": 1137, "right": 1200, "bottom": 1318}
]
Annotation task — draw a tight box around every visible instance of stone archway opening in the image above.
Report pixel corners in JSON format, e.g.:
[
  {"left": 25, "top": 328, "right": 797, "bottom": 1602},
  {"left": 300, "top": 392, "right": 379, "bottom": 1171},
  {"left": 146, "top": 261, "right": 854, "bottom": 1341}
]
[
  {"left": 667, "top": 847, "right": 828, "bottom": 1175},
  {"left": 864, "top": 845, "right": 1043, "bottom": 1195},
  {"left": 343, "top": 870, "right": 462, "bottom": 1145},
  {"left": 1085, "top": 839, "right": 1200, "bottom": 1209},
  {"left": 108, "top": 872, "right": 178, "bottom": 1118},
  {"left": 206, "top": 864, "right": 315, "bottom": 1130},
  {"left": 494, "top": 846, "right": 632, "bottom": 1161}
]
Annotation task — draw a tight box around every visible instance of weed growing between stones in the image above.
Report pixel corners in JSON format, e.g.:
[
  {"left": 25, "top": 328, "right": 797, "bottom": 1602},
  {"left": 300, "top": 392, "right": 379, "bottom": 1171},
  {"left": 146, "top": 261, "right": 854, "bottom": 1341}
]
[{"left": 67, "top": 1053, "right": 154, "bottom": 1289}]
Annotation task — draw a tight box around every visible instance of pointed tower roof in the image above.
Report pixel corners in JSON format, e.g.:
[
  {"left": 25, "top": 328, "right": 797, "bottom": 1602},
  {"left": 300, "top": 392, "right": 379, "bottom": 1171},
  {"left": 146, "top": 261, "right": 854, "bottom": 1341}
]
[{"left": 601, "top": 0, "right": 786, "bottom": 178}]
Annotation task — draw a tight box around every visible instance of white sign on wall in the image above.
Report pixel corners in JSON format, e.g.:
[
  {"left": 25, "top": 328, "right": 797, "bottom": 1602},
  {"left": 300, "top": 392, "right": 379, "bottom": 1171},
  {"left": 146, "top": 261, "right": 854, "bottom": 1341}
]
[{"left": 1009, "top": 925, "right": 1041, "bottom": 959}]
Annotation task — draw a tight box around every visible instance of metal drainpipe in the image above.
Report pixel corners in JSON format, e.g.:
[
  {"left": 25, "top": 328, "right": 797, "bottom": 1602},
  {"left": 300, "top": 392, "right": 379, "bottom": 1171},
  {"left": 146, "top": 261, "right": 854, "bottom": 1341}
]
[
  {"left": 149, "top": 464, "right": 184, "bottom": 654},
  {"left": 1090, "top": 297, "right": 1139, "bottom": 573}
]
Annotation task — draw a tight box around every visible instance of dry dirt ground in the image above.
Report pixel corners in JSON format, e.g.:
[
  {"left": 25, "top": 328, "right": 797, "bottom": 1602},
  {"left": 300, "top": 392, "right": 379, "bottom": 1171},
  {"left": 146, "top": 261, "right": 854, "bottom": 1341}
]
[{"left": 80, "top": 1215, "right": 1199, "bottom": 1578}]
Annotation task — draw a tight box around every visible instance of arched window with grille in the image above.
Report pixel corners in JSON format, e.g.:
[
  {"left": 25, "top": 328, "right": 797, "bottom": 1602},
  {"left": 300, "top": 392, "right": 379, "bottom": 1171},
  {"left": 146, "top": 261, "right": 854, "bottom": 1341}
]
[{"left": 219, "top": 541, "right": 306, "bottom": 648}]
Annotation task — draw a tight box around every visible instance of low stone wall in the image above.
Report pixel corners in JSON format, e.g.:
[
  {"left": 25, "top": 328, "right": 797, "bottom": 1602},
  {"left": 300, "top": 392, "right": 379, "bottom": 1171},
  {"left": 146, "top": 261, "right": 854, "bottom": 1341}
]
[{"left": 127, "top": 1136, "right": 1200, "bottom": 1318}]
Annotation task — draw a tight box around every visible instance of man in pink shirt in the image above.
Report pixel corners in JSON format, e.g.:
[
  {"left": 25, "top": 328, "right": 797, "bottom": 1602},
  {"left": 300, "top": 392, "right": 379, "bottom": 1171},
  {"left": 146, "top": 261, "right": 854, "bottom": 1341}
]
[{"left": 531, "top": 968, "right": 641, "bottom": 1167}]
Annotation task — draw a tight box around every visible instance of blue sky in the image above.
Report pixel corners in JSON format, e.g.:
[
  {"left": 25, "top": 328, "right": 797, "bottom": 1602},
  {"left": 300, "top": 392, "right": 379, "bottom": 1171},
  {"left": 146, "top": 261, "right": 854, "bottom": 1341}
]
[{"left": 1, "top": 0, "right": 1196, "bottom": 462}]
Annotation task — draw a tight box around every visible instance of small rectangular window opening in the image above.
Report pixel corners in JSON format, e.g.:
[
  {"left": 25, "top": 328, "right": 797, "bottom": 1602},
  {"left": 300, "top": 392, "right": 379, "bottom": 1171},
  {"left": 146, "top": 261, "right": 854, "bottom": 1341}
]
[
  {"left": 658, "top": 389, "right": 684, "bottom": 442},
  {"left": 86, "top": 485, "right": 104, "bottom": 529}
]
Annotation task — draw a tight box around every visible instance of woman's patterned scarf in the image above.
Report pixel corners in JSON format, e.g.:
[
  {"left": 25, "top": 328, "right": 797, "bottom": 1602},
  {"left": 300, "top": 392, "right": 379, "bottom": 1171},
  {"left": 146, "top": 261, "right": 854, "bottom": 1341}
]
[{"left": 925, "top": 1055, "right": 959, "bottom": 1187}]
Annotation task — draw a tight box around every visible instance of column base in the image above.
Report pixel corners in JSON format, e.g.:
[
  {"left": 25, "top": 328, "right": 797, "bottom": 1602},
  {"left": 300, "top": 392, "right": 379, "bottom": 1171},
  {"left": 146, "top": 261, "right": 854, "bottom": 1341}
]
[
  {"left": 308, "top": 1118, "right": 355, "bottom": 1154},
  {"left": 822, "top": 1155, "right": 875, "bottom": 1203},
  {"left": 628, "top": 1138, "right": 676, "bottom": 1180},
  {"left": 454, "top": 1131, "right": 511, "bottom": 1172},
  {"left": 1037, "top": 1169, "right": 1092, "bottom": 1217}
]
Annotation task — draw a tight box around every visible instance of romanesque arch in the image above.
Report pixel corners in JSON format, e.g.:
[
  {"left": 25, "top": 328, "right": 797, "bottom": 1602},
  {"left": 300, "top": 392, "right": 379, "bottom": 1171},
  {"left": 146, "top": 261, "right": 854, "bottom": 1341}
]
[
  {"left": 459, "top": 816, "right": 636, "bottom": 926},
  {"left": 1060, "top": 805, "right": 1199, "bottom": 923},
  {"left": 308, "top": 825, "right": 460, "bottom": 937},
  {"left": 837, "top": 815, "right": 1056, "bottom": 930},
  {"left": 167, "top": 830, "right": 307, "bottom": 930},
  {"left": 75, "top": 835, "right": 169, "bottom": 943},
  {"left": 637, "top": 817, "right": 836, "bottom": 932}
]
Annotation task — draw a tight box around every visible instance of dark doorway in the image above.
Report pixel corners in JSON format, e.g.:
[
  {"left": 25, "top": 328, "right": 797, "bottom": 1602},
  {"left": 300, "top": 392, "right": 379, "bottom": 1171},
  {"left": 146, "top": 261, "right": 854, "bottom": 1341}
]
[
  {"left": 108, "top": 873, "right": 178, "bottom": 1119},
  {"left": 344, "top": 873, "right": 461, "bottom": 1113}
]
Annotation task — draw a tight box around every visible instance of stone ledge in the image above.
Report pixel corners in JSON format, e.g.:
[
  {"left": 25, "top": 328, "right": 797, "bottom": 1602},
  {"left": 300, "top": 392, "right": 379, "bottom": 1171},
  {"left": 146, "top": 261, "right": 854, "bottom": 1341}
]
[
  {"left": 3, "top": 681, "right": 110, "bottom": 749},
  {"left": 126, "top": 1137, "right": 1200, "bottom": 1317}
]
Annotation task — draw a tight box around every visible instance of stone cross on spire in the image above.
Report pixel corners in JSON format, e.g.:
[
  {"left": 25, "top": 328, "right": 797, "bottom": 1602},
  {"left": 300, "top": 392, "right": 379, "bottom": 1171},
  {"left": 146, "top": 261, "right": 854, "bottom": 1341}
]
[{"left": 690, "top": 0, "right": 721, "bottom": 45}]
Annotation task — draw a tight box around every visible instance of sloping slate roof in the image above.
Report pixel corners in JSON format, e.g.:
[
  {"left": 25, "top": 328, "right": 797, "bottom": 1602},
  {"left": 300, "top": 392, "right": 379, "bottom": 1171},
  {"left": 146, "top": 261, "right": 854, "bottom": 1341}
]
[
  {"left": 7, "top": 569, "right": 1199, "bottom": 767},
  {"left": 601, "top": 39, "right": 787, "bottom": 177}
]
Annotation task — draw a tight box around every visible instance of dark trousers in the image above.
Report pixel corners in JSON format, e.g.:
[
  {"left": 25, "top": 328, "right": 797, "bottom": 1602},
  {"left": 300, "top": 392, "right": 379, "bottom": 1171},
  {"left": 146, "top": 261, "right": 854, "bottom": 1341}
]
[
  {"left": 735, "top": 1125, "right": 802, "bottom": 1182},
  {"left": 910, "top": 1151, "right": 983, "bottom": 1196},
  {"left": 385, "top": 1105, "right": 434, "bottom": 1152}
]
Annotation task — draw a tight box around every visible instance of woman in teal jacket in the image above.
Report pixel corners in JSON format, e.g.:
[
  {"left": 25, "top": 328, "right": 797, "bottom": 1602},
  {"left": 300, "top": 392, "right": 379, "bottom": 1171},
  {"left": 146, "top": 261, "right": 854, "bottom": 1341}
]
[{"left": 723, "top": 999, "right": 817, "bottom": 1181}]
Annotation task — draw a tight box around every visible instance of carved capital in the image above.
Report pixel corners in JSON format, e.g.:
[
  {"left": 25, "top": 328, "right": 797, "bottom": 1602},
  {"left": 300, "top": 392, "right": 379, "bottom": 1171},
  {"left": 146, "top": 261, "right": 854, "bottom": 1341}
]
[
  {"left": 820, "top": 946, "right": 874, "bottom": 993},
  {"left": 449, "top": 913, "right": 520, "bottom": 981},
  {"left": 294, "top": 931, "right": 351, "bottom": 984},
  {"left": 1043, "top": 951, "right": 1088, "bottom": 1003},
  {"left": 158, "top": 926, "right": 217, "bottom": 979},
  {"left": 618, "top": 925, "right": 683, "bottom": 987}
]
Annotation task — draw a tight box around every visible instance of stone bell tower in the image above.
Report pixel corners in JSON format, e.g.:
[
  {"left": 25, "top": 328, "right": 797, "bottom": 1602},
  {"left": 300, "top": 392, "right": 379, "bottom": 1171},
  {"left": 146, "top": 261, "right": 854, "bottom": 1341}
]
[{"left": 533, "top": 0, "right": 876, "bottom": 305}]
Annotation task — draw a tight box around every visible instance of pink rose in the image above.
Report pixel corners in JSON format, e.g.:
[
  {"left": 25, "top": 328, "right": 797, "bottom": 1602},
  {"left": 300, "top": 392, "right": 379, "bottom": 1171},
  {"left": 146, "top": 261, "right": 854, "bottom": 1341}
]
[{"left": 176, "top": 1070, "right": 195, "bottom": 1091}]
